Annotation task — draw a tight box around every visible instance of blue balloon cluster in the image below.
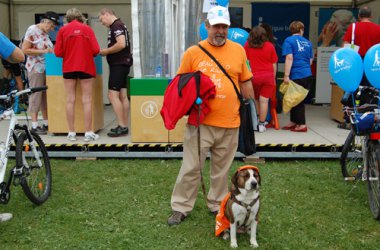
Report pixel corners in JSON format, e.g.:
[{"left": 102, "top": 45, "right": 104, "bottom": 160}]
[
  {"left": 199, "top": 23, "right": 249, "bottom": 47},
  {"left": 329, "top": 44, "right": 380, "bottom": 92},
  {"left": 228, "top": 28, "right": 249, "bottom": 46},
  {"left": 199, "top": 22, "right": 207, "bottom": 40},
  {"left": 328, "top": 48, "right": 363, "bottom": 93},
  {"left": 364, "top": 44, "right": 380, "bottom": 89}
]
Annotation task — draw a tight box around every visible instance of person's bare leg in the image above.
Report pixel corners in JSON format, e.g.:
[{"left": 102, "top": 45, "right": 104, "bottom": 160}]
[
  {"left": 259, "top": 96, "right": 269, "bottom": 123},
  {"left": 80, "top": 78, "right": 94, "bottom": 132},
  {"left": 31, "top": 112, "right": 38, "bottom": 123},
  {"left": 109, "top": 89, "right": 128, "bottom": 127},
  {"left": 63, "top": 79, "right": 77, "bottom": 132},
  {"left": 254, "top": 99, "right": 260, "bottom": 119},
  {"left": 120, "top": 88, "right": 129, "bottom": 126}
]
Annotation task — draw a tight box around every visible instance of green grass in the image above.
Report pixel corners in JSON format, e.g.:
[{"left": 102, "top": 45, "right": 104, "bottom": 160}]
[{"left": 1, "top": 159, "right": 380, "bottom": 249}]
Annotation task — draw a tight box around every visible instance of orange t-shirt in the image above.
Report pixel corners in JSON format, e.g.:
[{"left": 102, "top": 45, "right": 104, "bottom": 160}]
[{"left": 177, "top": 40, "right": 253, "bottom": 128}]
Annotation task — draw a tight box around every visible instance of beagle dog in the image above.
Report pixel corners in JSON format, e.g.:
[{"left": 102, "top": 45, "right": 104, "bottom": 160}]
[{"left": 215, "top": 165, "right": 261, "bottom": 248}]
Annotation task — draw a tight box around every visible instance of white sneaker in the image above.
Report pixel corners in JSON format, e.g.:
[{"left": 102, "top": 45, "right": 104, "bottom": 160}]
[
  {"left": 67, "top": 133, "right": 77, "bottom": 141},
  {"left": 0, "top": 213, "right": 13, "bottom": 222},
  {"left": 258, "top": 123, "right": 266, "bottom": 133},
  {"left": 84, "top": 132, "right": 99, "bottom": 142}
]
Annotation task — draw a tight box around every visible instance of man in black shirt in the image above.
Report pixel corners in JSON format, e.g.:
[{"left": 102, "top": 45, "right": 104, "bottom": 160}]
[{"left": 99, "top": 8, "right": 133, "bottom": 137}]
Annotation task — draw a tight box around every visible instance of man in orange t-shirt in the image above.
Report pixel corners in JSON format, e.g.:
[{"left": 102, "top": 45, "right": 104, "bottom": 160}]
[{"left": 167, "top": 6, "right": 254, "bottom": 226}]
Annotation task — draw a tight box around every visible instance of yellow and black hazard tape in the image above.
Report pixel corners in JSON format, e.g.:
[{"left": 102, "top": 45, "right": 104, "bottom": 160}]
[{"left": 41, "top": 143, "right": 343, "bottom": 153}]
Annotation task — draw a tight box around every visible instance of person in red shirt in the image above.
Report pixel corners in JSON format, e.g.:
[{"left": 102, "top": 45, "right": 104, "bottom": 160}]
[
  {"left": 343, "top": 6, "right": 380, "bottom": 86},
  {"left": 244, "top": 26, "right": 278, "bottom": 133},
  {"left": 54, "top": 8, "right": 100, "bottom": 142}
]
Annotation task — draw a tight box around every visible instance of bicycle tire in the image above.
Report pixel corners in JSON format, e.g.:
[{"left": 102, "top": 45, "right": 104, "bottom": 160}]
[
  {"left": 340, "top": 129, "right": 364, "bottom": 179},
  {"left": 366, "top": 140, "right": 380, "bottom": 220},
  {"left": 15, "top": 130, "right": 52, "bottom": 205}
]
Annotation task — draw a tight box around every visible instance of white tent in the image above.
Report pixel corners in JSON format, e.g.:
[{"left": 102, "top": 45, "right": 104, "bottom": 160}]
[{"left": 1, "top": 0, "right": 379, "bottom": 101}]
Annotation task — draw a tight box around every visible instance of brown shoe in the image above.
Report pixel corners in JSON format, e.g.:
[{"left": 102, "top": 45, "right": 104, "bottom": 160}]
[{"left": 167, "top": 211, "right": 186, "bottom": 226}]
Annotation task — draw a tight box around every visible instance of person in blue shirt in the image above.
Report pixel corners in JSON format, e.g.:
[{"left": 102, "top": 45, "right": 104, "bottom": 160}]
[
  {"left": 0, "top": 32, "right": 24, "bottom": 64},
  {"left": 281, "top": 21, "right": 313, "bottom": 132},
  {"left": 0, "top": 32, "right": 25, "bottom": 223}
]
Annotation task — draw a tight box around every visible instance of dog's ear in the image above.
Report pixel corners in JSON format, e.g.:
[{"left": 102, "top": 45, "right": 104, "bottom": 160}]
[
  {"left": 230, "top": 171, "right": 239, "bottom": 192},
  {"left": 231, "top": 171, "right": 238, "bottom": 187}
]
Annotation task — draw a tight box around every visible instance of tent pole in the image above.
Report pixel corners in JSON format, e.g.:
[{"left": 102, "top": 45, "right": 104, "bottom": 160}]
[{"left": 8, "top": 0, "right": 13, "bottom": 38}]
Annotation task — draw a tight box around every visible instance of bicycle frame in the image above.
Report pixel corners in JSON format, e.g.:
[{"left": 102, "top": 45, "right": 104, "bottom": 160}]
[{"left": 0, "top": 107, "right": 18, "bottom": 183}]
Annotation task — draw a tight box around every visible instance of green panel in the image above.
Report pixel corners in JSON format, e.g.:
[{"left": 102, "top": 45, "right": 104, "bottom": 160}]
[{"left": 130, "top": 78, "right": 170, "bottom": 96}]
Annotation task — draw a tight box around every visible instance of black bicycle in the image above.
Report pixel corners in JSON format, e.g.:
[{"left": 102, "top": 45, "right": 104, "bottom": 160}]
[{"left": 340, "top": 86, "right": 380, "bottom": 219}]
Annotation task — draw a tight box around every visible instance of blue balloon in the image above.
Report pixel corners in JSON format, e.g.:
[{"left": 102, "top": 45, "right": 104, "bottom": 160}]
[
  {"left": 364, "top": 44, "right": 380, "bottom": 89},
  {"left": 199, "top": 22, "right": 207, "bottom": 40},
  {"left": 228, "top": 28, "right": 249, "bottom": 46},
  {"left": 328, "top": 48, "right": 363, "bottom": 93},
  {"left": 216, "top": 0, "right": 229, "bottom": 7}
]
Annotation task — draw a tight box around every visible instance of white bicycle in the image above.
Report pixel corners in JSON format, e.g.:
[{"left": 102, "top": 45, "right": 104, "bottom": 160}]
[{"left": 0, "top": 86, "right": 51, "bottom": 205}]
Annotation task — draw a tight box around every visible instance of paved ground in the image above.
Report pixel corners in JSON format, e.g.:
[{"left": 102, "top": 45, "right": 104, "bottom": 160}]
[{"left": 1, "top": 104, "right": 349, "bottom": 146}]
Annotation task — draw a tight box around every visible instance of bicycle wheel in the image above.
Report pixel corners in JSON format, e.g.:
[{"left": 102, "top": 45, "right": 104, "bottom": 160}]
[
  {"left": 366, "top": 140, "right": 380, "bottom": 220},
  {"left": 15, "top": 130, "right": 52, "bottom": 205},
  {"left": 340, "top": 129, "right": 364, "bottom": 179}
]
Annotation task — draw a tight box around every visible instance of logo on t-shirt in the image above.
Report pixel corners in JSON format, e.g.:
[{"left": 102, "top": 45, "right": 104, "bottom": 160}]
[
  {"left": 296, "top": 40, "right": 305, "bottom": 52},
  {"left": 114, "top": 30, "right": 123, "bottom": 36}
]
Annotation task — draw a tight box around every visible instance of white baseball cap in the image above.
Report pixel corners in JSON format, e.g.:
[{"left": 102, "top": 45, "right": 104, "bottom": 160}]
[{"left": 207, "top": 6, "right": 230, "bottom": 26}]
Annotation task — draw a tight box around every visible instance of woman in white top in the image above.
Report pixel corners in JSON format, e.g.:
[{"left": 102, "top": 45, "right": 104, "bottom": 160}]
[{"left": 22, "top": 11, "right": 59, "bottom": 135}]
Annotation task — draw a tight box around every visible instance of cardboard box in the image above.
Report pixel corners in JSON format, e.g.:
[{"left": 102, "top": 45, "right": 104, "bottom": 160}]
[{"left": 330, "top": 83, "right": 344, "bottom": 123}]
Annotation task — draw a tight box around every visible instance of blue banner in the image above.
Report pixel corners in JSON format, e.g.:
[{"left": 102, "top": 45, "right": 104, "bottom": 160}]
[{"left": 251, "top": 3, "right": 310, "bottom": 62}]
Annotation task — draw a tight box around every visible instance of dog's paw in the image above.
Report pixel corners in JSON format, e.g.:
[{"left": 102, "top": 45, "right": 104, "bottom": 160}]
[
  {"left": 250, "top": 240, "right": 259, "bottom": 248},
  {"left": 230, "top": 241, "right": 238, "bottom": 248},
  {"left": 222, "top": 231, "right": 230, "bottom": 240}
]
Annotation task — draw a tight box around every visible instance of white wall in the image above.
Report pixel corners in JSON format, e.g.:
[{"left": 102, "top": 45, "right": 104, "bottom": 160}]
[
  {"left": 0, "top": 1, "right": 9, "bottom": 77},
  {"left": 364, "top": 1, "right": 380, "bottom": 24},
  {"left": 0, "top": 2, "right": 9, "bottom": 36}
]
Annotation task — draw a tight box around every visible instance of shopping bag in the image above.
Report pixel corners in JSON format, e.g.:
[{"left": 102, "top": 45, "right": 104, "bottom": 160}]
[{"left": 280, "top": 80, "right": 309, "bottom": 114}]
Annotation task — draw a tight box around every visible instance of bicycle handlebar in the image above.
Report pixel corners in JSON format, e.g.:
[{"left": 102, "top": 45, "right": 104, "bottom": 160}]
[{"left": 0, "top": 86, "right": 48, "bottom": 100}]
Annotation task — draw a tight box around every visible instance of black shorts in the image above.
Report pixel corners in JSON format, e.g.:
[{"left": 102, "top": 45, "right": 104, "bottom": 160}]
[
  {"left": 109, "top": 64, "right": 130, "bottom": 91},
  {"left": 63, "top": 71, "right": 94, "bottom": 79},
  {"left": 1, "top": 59, "right": 21, "bottom": 77}
]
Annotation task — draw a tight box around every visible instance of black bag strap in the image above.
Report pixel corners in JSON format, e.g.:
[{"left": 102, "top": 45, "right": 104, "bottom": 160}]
[{"left": 197, "top": 44, "right": 243, "bottom": 102}]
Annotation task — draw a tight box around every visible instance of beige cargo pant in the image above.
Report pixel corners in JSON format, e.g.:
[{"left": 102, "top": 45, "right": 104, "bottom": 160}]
[{"left": 170, "top": 124, "right": 238, "bottom": 215}]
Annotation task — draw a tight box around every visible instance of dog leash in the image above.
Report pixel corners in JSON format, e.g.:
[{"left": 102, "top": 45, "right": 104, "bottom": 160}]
[
  {"left": 197, "top": 116, "right": 208, "bottom": 205},
  {"left": 192, "top": 74, "right": 209, "bottom": 206}
]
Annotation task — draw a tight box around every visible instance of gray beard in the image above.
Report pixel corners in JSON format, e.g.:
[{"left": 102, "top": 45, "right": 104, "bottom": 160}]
[{"left": 212, "top": 36, "right": 226, "bottom": 46}]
